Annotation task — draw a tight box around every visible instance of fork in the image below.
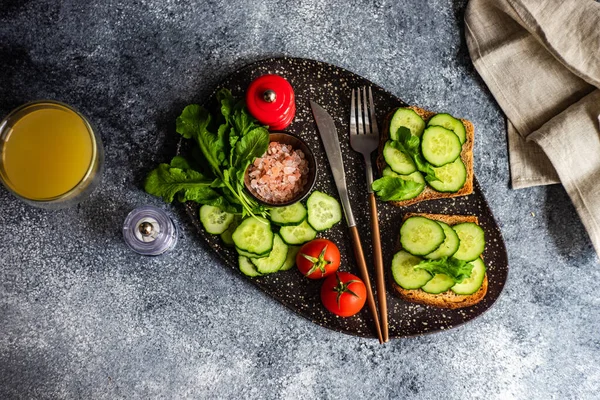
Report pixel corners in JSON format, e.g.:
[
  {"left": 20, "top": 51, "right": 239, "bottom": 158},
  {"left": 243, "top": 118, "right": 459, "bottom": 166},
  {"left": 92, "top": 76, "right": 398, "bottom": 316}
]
[{"left": 350, "top": 86, "right": 389, "bottom": 342}]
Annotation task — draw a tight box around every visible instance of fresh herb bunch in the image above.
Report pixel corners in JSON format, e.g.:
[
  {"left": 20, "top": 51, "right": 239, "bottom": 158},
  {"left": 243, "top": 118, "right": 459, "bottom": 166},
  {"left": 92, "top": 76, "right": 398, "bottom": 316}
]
[
  {"left": 144, "top": 88, "right": 270, "bottom": 218},
  {"left": 371, "top": 126, "right": 438, "bottom": 200}
]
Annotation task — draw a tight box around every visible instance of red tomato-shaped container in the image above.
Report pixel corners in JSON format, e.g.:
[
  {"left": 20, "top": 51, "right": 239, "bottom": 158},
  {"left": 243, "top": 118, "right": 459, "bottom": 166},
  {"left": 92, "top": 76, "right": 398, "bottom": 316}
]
[{"left": 246, "top": 74, "right": 296, "bottom": 130}]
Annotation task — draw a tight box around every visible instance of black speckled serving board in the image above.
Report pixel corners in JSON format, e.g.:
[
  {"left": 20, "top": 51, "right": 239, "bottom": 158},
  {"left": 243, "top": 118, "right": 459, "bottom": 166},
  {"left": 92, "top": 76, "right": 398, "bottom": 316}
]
[{"left": 180, "top": 57, "right": 508, "bottom": 339}]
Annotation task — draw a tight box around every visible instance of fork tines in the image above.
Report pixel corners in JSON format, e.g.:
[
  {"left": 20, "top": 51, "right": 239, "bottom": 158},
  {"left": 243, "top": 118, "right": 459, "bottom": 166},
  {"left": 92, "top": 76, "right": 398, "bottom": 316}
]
[{"left": 350, "top": 87, "right": 379, "bottom": 138}]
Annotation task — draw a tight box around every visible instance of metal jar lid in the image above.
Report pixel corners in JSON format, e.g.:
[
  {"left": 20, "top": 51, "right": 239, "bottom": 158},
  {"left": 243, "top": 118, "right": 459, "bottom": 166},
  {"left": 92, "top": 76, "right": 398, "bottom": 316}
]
[
  {"left": 246, "top": 74, "right": 296, "bottom": 131},
  {"left": 122, "top": 205, "right": 178, "bottom": 256}
]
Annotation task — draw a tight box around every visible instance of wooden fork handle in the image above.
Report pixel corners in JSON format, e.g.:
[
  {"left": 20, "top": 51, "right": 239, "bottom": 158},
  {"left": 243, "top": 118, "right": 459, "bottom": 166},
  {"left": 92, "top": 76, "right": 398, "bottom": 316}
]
[
  {"left": 369, "top": 192, "right": 389, "bottom": 342},
  {"left": 348, "top": 225, "right": 384, "bottom": 344}
]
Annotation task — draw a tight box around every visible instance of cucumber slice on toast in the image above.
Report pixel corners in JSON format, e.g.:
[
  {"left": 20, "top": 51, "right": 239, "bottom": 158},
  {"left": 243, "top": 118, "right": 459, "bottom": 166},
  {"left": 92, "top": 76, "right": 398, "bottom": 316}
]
[
  {"left": 427, "top": 113, "right": 466, "bottom": 145},
  {"left": 452, "top": 223, "right": 485, "bottom": 262},
  {"left": 391, "top": 250, "right": 433, "bottom": 289},
  {"left": 428, "top": 158, "right": 467, "bottom": 193},
  {"left": 421, "top": 273, "right": 455, "bottom": 294},
  {"left": 400, "top": 216, "right": 446, "bottom": 256},
  {"left": 389, "top": 108, "right": 426, "bottom": 139},
  {"left": 425, "top": 221, "right": 460, "bottom": 260},
  {"left": 421, "top": 126, "right": 462, "bottom": 167},
  {"left": 383, "top": 141, "right": 417, "bottom": 175},
  {"left": 451, "top": 258, "right": 486, "bottom": 295}
]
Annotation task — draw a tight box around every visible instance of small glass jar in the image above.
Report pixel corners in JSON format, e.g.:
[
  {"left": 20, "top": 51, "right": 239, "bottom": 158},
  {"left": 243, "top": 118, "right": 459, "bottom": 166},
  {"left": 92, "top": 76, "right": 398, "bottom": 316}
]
[
  {"left": 0, "top": 100, "right": 104, "bottom": 209},
  {"left": 122, "top": 206, "right": 178, "bottom": 256}
]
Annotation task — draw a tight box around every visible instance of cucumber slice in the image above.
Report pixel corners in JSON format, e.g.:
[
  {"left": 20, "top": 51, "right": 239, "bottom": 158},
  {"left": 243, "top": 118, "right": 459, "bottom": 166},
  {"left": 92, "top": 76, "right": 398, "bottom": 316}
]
[
  {"left": 236, "top": 247, "right": 269, "bottom": 259},
  {"left": 400, "top": 216, "right": 446, "bottom": 256},
  {"left": 232, "top": 217, "right": 274, "bottom": 255},
  {"left": 428, "top": 158, "right": 467, "bottom": 193},
  {"left": 381, "top": 168, "right": 426, "bottom": 201},
  {"left": 269, "top": 202, "right": 307, "bottom": 226},
  {"left": 451, "top": 258, "right": 486, "bottom": 295},
  {"left": 425, "top": 222, "right": 460, "bottom": 260},
  {"left": 306, "top": 191, "right": 342, "bottom": 231},
  {"left": 391, "top": 250, "right": 432, "bottom": 290},
  {"left": 280, "top": 245, "right": 301, "bottom": 271},
  {"left": 279, "top": 220, "right": 317, "bottom": 245},
  {"left": 199, "top": 205, "right": 235, "bottom": 235},
  {"left": 421, "top": 126, "right": 462, "bottom": 167},
  {"left": 389, "top": 108, "right": 426, "bottom": 139},
  {"left": 383, "top": 141, "right": 417, "bottom": 175},
  {"left": 452, "top": 223, "right": 485, "bottom": 262},
  {"left": 421, "top": 274, "right": 455, "bottom": 294},
  {"left": 239, "top": 256, "right": 262, "bottom": 277},
  {"left": 251, "top": 234, "right": 288, "bottom": 274},
  {"left": 220, "top": 217, "right": 240, "bottom": 247},
  {"left": 427, "top": 113, "right": 466, "bottom": 145}
]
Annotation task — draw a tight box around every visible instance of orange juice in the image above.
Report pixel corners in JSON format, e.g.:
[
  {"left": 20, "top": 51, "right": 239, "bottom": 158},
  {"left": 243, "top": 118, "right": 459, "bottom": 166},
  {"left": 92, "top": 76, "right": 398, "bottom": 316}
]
[{"left": 0, "top": 102, "right": 97, "bottom": 201}]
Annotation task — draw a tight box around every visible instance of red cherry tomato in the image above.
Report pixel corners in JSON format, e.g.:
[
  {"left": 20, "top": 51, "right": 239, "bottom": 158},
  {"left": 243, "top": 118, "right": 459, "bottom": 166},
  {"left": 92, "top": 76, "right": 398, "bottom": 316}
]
[
  {"left": 296, "top": 239, "right": 340, "bottom": 279},
  {"left": 320, "top": 272, "right": 367, "bottom": 317}
]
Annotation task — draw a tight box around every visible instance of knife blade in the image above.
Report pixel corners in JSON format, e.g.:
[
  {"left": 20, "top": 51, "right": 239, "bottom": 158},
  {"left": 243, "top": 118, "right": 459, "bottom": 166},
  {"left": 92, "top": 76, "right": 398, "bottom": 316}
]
[
  {"left": 309, "top": 101, "right": 356, "bottom": 227},
  {"left": 310, "top": 100, "right": 384, "bottom": 343}
]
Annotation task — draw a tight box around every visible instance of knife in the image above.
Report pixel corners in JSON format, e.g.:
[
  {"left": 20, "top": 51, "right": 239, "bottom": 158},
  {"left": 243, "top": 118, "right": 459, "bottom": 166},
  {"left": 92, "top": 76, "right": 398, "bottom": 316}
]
[{"left": 310, "top": 100, "right": 384, "bottom": 344}]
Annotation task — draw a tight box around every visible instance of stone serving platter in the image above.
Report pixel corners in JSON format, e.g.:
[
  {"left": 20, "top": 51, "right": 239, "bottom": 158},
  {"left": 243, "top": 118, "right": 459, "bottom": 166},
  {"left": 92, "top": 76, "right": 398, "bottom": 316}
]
[{"left": 180, "top": 57, "right": 508, "bottom": 339}]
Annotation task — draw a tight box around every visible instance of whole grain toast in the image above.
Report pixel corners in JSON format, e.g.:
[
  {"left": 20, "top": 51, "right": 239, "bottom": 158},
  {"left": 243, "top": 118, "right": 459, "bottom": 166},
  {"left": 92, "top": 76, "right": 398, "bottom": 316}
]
[
  {"left": 376, "top": 106, "right": 474, "bottom": 207},
  {"left": 392, "top": 213, "right": 487, "bottom": 309}
]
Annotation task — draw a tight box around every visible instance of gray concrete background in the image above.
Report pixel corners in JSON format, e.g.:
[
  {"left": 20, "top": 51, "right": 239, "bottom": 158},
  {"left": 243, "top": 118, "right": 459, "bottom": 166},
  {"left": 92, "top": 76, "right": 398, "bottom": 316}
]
[{"left": 1, "top": 0, "right": 598, "bottom": 399}]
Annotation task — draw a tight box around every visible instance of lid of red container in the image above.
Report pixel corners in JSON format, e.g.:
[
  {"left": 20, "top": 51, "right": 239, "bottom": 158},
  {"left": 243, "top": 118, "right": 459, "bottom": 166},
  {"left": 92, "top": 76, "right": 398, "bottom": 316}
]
[{"left": 246, "top": 74, "right": 295, "bottom": 129}]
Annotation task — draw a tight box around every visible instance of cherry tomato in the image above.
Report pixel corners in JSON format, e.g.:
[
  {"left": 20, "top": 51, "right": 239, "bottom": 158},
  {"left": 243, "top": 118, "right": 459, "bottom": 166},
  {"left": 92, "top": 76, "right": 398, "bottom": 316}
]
[
  {"left": 320, "top": 272, "right": 367, "bottom": 317},
  {"left": 296, "top": 239, "right": 340, "bottom": 279}
]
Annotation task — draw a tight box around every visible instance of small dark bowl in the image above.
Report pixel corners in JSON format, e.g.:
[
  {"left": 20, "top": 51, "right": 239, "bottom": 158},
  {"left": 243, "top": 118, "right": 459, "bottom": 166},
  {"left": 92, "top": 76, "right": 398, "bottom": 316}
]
[{"left": 244, "top": 132, "right": 317, "bottom": 207}]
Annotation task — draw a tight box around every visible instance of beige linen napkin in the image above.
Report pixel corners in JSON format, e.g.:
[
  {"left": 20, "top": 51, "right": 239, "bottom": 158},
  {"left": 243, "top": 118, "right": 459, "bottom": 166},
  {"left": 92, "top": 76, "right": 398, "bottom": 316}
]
[{"left": 465, "top": 0, "right": 600, "bottom": 253}]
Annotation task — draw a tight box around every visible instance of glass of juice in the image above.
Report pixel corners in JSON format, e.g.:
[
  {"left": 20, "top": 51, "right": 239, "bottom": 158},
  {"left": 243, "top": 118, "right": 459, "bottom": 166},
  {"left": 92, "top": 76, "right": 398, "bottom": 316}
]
[{"left": 0, "top": 101, "right": 104, "bottom": 209}]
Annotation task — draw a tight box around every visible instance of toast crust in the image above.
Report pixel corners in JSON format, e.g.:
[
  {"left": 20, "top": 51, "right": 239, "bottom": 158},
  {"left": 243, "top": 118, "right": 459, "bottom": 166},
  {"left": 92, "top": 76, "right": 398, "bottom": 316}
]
[
  {"left": 377, "top": 106, "right": 474, "bottom": 207},
  {"left": 393, "top": 213, "right": 487, "bottom": 309}
]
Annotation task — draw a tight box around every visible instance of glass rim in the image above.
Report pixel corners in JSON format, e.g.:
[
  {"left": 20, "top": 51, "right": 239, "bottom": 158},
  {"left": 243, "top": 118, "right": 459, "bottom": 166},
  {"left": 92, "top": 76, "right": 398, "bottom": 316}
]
[{"left": 0, "top": 100, "right": 99, "bottom": 203}]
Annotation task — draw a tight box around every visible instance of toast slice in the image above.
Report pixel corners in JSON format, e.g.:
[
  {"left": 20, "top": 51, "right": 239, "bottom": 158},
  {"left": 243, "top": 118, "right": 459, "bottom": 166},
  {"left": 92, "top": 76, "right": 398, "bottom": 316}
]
[
  {"left": 376, "top": 106, "right": 474, "bottom": 207},
  {"left": 392, "top": 213, "right": 488, "bottom": 309}
]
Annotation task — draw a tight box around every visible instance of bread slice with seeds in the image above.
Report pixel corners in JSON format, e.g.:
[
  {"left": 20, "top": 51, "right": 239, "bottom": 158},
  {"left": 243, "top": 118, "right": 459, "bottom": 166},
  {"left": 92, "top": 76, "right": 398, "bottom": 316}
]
[
  {"left": 392, "top": 213, "right": 487, "bottom": 309},
  {"left": 376, "top": 106, "right": 474, "bottom": 207}
]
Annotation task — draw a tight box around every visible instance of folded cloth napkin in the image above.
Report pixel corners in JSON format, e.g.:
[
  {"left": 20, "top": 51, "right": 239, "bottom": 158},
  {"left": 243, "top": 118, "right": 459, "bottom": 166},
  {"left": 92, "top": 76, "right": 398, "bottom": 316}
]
[{"left": 465, "top": 0, "right": 600, "bottom": 253}]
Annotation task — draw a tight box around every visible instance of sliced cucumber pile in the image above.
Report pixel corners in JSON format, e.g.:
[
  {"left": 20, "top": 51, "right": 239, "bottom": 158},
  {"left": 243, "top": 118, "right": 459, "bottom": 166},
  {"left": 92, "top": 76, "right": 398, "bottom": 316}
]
[
  {"left": 280, "top": 220, "right": 317, "bottom": 245},
  {"left": 200, "top": 205, "right": 235, "bottom": 234},
  {"left": 306, "top": 191, "right": 342, "bottom": 231},
  {"left": 269, "top": 202, "right": 307, "bottom": 226},
  {"left": 251, "top": 234, "right": 288, "bottom": 274},
  {"left": 391, "top": 215, "right": 487, "bottom": 296},
  {"left": 375, "top": 108, "right": 469, "bottom": 200},
  {"left": 198, "top": 191, "right": 342, "bottom": 278},
  {"left": 232, "top": 217, "right": 274, "bottom": 256}
]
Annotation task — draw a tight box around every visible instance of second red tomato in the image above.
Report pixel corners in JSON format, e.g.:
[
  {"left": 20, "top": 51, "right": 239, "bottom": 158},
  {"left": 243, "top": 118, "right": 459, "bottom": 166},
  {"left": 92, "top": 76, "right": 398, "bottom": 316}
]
[{"left": 296, "top": 239, "right": 340, "bottom": 279}]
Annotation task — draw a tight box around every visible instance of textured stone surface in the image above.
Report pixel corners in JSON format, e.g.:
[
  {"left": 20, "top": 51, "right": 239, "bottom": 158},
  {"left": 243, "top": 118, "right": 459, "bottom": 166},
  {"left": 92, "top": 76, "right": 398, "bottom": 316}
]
[{"left": 0, "top": 0, "right": 598, "bottom": 399}]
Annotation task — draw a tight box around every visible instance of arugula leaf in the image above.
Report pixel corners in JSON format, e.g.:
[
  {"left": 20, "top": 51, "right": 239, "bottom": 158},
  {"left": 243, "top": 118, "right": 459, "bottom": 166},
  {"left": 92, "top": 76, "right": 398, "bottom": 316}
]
[
  {"left": 394, "top": 128, "right": 438, "bottom": 182},
  {"left": 414, "top": 257, "right": 474, "bottom": 283},
  {"left": 234, "top": 127, "right": 269, "bottom": 169},
  {"left": 144, "top": 159, "right": 222, "bottom": 205},
  {"left": 371, "top": 176, "right": 423, "bottom": 201},
  {"left": 176, "top": 104, "right": 226, "bottom": 177}
]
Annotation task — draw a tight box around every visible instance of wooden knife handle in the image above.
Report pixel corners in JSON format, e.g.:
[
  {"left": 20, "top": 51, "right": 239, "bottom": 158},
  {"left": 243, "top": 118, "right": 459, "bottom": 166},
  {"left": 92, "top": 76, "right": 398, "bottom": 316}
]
[
  {"left": 369, "top": 192, "right": 389, "bottom": 342},
  {"left": 348, "top": 225, "right": 383, "bottom": 343}
]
